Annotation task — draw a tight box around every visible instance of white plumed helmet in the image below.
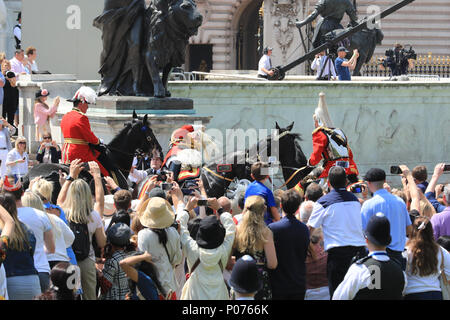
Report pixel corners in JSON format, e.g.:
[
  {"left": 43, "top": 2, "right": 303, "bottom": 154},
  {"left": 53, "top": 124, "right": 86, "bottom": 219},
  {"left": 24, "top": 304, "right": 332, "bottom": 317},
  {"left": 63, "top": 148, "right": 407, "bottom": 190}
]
[
  {"left": 68, "top": 86, "right": 97, "bottom": 105},
  {"left": 313, "top": 92, "right": 334, "bottom": 128}
]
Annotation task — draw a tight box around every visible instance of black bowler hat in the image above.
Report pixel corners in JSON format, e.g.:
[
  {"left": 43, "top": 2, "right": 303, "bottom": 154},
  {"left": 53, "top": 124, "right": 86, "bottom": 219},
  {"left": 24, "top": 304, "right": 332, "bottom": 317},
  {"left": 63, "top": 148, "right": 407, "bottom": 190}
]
[
  {"left": 228, "top": 255, "right": 262, "bottom": 294},
  {"left": 196, "top": 215, "right": 225, "bottom": 249},
  {"left": 364, "top": 168, "right": 386, "bottom": 182},
  {"left": 364, "top": 213, "right": 391, "bottom": 247}
]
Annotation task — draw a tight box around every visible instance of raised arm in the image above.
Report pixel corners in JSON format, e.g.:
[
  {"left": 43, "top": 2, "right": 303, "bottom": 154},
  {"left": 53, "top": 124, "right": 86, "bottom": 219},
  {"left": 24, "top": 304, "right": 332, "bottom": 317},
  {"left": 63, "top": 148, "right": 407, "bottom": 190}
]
[
  {"left": 400, "top": 165, "right": 420, "bottom": 213},
  {"left": 0, "top": 204, "right": 14, "bottom": 238},
  {"left": 120, "top": 251, "right": 153, "bottom": 283},
  {"left": 89, "top": 161, "right": 104, "bottom": 217},
  {"left": 57, "top": 159, "right": 83, "bottom": 206}
]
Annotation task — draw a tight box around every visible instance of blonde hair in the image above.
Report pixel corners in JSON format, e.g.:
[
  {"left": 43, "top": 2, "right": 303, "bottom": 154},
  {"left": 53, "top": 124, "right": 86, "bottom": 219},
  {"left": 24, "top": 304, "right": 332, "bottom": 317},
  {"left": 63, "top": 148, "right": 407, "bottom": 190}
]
[
  {"left": 235, "top": 196, "right": 268, "bottom": 255},
  {"left": 21, "top": 191, "right": 59, "bottom": 234},
  {"left": 419, "top": 198, "right": 436, "bottom": 219},
  {"left": 31, "top": 179, "right": 54, "bottom": 203},
  {"left": 62, "top": 179, "right": 93, "bottom": 224},
  {"left": 14, "top": 136, "right": 27, "bottom": 149}
]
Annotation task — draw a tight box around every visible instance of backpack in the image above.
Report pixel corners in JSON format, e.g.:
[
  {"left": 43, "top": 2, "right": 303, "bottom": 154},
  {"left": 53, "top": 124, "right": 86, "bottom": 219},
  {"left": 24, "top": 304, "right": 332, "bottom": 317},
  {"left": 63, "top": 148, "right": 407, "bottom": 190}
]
[{"left": 69, "top": 221, "right": 91, "bottom": 261}]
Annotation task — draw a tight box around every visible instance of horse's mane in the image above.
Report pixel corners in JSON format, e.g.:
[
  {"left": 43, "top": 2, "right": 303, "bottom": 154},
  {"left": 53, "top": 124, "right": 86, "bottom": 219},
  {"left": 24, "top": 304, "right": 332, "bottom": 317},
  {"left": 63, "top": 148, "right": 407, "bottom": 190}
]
[{"left": 108, "top": 122, "right": 133, "bottom": 147}]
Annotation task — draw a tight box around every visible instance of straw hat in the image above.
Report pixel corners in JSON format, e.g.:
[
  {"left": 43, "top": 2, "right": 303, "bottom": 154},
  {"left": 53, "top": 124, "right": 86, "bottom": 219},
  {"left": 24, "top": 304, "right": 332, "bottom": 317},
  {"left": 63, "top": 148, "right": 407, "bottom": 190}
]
[{"left": 139, "top": 197, "right": 175, "bottom": 229}]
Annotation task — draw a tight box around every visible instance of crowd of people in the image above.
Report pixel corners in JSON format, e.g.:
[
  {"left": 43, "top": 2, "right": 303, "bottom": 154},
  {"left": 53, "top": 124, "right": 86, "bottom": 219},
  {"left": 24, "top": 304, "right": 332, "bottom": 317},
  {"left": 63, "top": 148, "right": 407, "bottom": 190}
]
[{"left": 0, "top": 147, "right": 449, "bottom": 300}]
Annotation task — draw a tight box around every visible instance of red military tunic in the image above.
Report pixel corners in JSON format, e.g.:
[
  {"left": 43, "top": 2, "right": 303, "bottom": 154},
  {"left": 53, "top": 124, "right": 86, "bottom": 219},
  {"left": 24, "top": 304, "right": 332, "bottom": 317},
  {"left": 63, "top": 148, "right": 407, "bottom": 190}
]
[
  {"left": 309, "top": 126, "right": 359, "bottom": 179},
  {"left": 61, "top": 108, "right": 109, "bottom": 176}
]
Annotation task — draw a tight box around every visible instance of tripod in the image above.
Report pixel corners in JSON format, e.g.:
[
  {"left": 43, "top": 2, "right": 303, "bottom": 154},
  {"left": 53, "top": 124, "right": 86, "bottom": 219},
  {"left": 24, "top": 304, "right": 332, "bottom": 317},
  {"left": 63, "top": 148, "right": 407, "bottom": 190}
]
[{"left": 317, "top": 49, "right": 336, "bottom": 81}]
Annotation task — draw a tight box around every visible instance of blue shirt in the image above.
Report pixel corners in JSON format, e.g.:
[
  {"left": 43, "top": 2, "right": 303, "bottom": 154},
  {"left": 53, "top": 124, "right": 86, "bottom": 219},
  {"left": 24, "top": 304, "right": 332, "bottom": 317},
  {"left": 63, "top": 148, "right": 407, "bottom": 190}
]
[
  {"left": 361, "top": 189, "right": 411, "bottom": 252},
  {"left": 335, "top": 57, "right": 351, "bottom": 81},
  {"left": 244, "top": 180, "right": 276, "bottom": 225},
  {"left": 425, "top": 191, "right": 446, "bottom": 213},
  {"left": 268, "top": 216, "right": 310, "bottom": 295}
]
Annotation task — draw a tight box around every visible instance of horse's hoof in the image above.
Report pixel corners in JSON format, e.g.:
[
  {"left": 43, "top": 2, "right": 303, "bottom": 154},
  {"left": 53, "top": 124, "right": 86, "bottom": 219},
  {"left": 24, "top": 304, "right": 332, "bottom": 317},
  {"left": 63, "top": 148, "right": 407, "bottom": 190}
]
[{"left": 165, "top": 91, "right": 172, "bottom": 97}]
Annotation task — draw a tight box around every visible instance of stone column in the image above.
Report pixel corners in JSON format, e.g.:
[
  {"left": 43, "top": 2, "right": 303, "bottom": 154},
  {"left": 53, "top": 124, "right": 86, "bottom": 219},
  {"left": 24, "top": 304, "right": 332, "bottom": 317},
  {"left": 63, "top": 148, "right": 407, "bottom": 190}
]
[{"left": 263, "top": 0, "right": 307, "bottom": 75}]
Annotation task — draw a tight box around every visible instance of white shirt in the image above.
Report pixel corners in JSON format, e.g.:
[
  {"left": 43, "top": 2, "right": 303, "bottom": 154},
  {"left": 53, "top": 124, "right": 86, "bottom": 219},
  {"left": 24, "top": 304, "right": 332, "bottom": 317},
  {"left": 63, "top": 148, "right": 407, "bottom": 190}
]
[
  {"left": 13, "top": 24, "right": 21, "bottom": 41},
  {"left": 307, "top": 191, "right": 366, "bottom": 251},
  {"left": 9, "top": 57, "right": 27, "bottom": 75},
  {"left": 311, "top": 55, "right": 337, "bottom": 79},
  {"left": 18, "top": 207, "right": 53, "bottom": 273},
  {"left": 258, "top": 54, "right": 272, "bottom": 76},
  {"left": 333, "top": 252, "right": 408, "bottom": 300},
  {"left": 87, "top": 210, "right": 104, "bottom": 262},
  {"left": 46, "top": 214, "right": 75, "bottom": 263},
  {"left": 6, "top": 149, "right": 28, "bottom": 177},
  {"left": 403, "top": 246, "right": 450, "bottom": 295},
  {"left": 0, "top": 131, "right": 7, "bottom": 149}
]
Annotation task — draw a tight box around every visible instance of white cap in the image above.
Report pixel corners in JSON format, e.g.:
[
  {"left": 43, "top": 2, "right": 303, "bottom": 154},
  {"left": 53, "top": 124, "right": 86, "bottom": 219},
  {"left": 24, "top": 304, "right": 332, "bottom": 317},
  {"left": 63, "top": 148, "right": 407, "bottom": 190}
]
[
  {"left": 313, "top": 92, "right": 334, "bottom": 128},
  {"left": 68, "top": 86, "right": 97, "bottom": 105}
]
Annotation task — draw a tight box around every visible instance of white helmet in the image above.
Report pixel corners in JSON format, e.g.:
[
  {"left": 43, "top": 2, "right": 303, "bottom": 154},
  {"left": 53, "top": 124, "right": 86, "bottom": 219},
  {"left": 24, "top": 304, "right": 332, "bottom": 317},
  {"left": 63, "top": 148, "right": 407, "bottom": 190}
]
[
  {"left": 68, "top": 86, "right": 97, "bottom": 105},
  {"left": 313, "top": 92, "right": 334, "bottom": 128}
]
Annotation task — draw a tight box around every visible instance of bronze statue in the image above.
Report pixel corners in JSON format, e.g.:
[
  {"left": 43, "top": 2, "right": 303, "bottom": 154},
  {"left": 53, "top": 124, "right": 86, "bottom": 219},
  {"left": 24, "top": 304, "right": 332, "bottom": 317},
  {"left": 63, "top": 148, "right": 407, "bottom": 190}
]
[
  {"left": 93, "top": 0, "right": 202, "bottom": 98},
  {"left": 296, "top": 0, "right": 358, "bottom": 48}
]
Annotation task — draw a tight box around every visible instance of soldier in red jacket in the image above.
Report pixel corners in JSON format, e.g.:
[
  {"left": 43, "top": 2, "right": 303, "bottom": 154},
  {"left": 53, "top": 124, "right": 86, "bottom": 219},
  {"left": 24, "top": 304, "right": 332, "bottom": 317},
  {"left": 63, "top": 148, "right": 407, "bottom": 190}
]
[
  {"left": 308, "top": 92, "right": 359, "bottom": 183},
  {"left": 61, "top": 86, "right": 109, "bottom": 176}
]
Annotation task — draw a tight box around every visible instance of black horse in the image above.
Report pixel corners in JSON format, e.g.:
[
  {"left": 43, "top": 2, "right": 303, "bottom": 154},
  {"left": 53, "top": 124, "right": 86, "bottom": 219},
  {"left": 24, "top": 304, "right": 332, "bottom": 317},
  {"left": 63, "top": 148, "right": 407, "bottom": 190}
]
[
  {"left": 135, "top": 122, "right": 311, "bottom": 198},
  {"left": 23, "top": 111, "right": 161, "bottom": 203}
]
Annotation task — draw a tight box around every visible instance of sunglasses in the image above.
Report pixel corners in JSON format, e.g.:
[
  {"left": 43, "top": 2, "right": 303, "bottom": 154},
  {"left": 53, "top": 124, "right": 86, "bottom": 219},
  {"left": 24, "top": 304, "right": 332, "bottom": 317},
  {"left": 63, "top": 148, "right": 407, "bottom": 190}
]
[
  {"left": 18, "top": 142, "right": 26, "bottom": 145},
  {"left": 43, "top": 137, "right": 51, "bottom": 140}
]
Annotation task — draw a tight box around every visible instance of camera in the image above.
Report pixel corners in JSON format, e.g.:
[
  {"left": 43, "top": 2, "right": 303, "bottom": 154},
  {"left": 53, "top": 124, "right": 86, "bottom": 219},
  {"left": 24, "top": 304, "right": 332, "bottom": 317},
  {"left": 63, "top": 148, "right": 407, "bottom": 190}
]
[
  {"left": 156, "top": 170, "right": 170, "bottom": 182},
  {"left": 161, "top": 182, "right": 172, "bottom": 191},
  {"left": 350, "top": 184, "right": 364, "bottom": 194},
  {"left": 390, "top": 166, "right": 402, "bottom": 175},
  {"left": 197, "top": 199, "right": 208, "bottom": 206},
  {"left": 184, "top": 179, "right": 198, "bottom": 189},
  {"left": 444, "top": 164, "right": 450, "bottom": 172}
]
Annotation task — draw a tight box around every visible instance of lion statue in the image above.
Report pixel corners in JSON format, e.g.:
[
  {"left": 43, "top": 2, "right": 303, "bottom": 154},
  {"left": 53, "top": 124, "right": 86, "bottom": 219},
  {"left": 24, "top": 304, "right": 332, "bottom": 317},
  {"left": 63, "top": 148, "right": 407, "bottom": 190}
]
[
  {"left": 94, "top": 0, "right": 202, "bottom": 98},
  {"left": 144, "top": 0, "right": 203, "bottom": 97}
]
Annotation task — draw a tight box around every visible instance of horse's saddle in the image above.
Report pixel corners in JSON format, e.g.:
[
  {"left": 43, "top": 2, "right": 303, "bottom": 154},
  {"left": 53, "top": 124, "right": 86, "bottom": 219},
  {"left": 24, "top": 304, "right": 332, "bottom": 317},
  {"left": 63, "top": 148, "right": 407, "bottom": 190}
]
[{"left": 177, "top": 167, "right": 201, "bottom": 183}]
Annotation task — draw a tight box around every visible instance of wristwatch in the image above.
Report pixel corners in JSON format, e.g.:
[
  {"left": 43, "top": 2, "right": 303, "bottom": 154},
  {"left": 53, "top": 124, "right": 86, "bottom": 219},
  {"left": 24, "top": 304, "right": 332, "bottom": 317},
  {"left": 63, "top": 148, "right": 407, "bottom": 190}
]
[
  {"left": 217, "top": 207, "right": 224, "bottom": 215},
  {"left": 65, "top": 175, "right": 75, "bottom": 182}
]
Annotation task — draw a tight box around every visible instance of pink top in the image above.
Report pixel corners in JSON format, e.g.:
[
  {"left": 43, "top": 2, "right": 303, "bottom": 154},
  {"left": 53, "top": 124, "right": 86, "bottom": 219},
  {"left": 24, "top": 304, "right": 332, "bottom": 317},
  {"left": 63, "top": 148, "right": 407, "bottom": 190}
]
[{"left": 34, "top": 102, "right": 58, "bottom": 126}]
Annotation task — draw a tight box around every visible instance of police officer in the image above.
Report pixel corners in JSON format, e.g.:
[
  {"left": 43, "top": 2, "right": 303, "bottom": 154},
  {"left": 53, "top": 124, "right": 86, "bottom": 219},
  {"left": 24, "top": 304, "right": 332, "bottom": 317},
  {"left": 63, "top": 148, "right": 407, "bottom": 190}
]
[{"left": 332, "top": 213, "right": 407, "bottom": 300}]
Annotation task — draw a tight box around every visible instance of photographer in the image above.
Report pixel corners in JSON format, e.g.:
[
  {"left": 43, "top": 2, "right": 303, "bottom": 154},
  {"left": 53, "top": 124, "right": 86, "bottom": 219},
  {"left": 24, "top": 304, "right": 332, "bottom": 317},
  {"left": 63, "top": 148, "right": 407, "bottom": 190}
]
[
  {"left": 36, "top": 133, "right": 61, "bottom": 164},
  {"left": 382, "top": 43, "right": 416, "bottom": 76},
  {"left": 129, "top": 150, "right": 164, "bottom": 185}
]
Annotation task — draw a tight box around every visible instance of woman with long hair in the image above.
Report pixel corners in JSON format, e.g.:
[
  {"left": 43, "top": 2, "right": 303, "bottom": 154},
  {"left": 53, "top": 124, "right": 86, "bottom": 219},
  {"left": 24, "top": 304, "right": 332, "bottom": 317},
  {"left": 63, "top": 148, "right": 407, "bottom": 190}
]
[
  {"left": 403, "top": 216, "right": 450, "bottom": 300},
  {"left": 22, "top": 191, "right": 74, "bottom": 270},
  {"left": 33, "top": 89, "right": 59, "bottom": 141},
  {"left": 58, "top": 160, "right": 106, "bottom": 300},
  {"left": 233, "top": 195, "right": 277, "bottom": 300},
  {"left": 0, "top": 192, "right": 41, "bottom": 299}
]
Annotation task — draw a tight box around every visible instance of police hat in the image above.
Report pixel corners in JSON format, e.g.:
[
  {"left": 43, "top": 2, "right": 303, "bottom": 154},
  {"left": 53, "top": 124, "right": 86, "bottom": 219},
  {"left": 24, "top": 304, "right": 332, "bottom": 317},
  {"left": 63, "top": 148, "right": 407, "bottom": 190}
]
[
  {"left": 364, "top": 213, "right": 391, "bottom": 247},
  {"left": 228, "top": 255, "right": 263, "bottom": 294},
  {"left": 364, "top": 168, "right": 386, "bottom": 182}
]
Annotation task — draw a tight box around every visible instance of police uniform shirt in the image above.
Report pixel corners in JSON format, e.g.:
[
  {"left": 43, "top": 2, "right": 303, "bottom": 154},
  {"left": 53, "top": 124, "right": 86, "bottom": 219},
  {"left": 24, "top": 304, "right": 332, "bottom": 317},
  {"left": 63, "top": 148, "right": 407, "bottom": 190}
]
[
  {"left": 258, "top": 54, "right": 272, "bottom": 76},
  {"left": 332, "top": 251, "right": 407, "bottom": 300}
]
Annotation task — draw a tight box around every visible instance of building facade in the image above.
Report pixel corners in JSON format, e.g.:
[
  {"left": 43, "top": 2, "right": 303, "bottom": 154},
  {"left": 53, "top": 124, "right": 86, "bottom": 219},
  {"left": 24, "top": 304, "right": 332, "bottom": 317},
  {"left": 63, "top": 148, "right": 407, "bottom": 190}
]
[{"left": 6, "top": 0, "right": 450, "bottom": 79}]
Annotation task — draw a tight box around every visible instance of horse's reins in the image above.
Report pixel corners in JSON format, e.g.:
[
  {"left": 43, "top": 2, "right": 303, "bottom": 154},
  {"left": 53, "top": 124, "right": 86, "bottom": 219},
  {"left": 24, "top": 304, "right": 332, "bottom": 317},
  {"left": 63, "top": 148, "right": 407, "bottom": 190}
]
[{"left": 203, "top": 166, "right": 234, "bottom": 182}]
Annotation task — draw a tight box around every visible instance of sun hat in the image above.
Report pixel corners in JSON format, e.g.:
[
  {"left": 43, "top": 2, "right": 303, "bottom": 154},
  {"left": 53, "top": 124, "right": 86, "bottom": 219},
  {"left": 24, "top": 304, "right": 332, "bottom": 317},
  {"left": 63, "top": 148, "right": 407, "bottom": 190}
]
[{"left": 139, "top": 197, "right": 175, "bottom": 229}]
